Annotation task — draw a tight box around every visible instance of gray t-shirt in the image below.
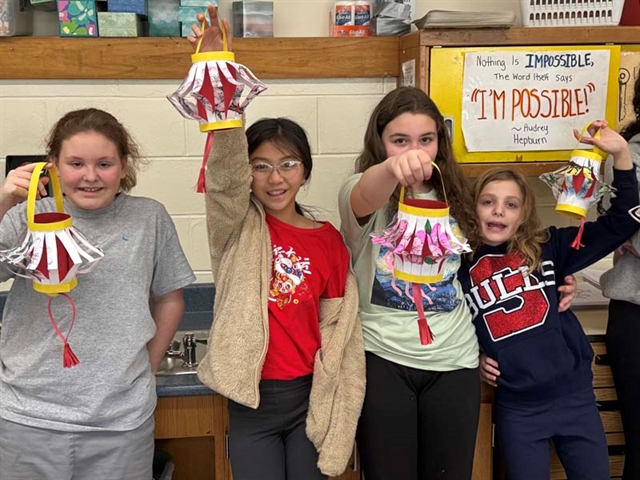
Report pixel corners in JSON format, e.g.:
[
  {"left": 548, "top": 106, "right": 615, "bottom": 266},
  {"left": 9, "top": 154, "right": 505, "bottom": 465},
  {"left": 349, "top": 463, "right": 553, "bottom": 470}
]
[
  {"left": 601, "top": 133, "right": 640, "bottom": 305},
  {"left": 0, "top": 194, "right": 196, "bottom": 432},
  {"left": 338, "top": 174, "right": 479, "bottom": 371}
]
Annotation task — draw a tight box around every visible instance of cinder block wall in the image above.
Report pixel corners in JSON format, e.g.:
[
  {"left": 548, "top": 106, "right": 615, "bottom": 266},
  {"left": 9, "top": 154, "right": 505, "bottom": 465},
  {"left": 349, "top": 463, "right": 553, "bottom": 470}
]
[{"left": 3, "top": 0, "right": 579, "bottom": 289}]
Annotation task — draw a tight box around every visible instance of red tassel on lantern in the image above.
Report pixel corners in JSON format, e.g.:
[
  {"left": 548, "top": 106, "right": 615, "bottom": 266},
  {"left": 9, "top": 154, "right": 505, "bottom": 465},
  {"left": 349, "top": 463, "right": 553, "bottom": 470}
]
[
  {"left": 412, "top": 283, "right": 434, "bottom": 345},
  {"left": 196, "top": 131, "right": 215, "bottom": 193},
  {"left": 47, "top": 294, "right": 79, "bottom": 368},
  {"left": 570, "top": 218, "right": 586, "bottom": 250},
  {"left": 63, "top": 342, "right": 80, "bottom": 369}
]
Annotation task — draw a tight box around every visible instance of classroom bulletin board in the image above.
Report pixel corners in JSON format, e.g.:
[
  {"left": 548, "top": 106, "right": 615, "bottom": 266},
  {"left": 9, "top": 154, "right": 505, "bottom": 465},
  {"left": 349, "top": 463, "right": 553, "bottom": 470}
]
[{"left": 429, "top": 45, "right": 621, "bottom": 163}]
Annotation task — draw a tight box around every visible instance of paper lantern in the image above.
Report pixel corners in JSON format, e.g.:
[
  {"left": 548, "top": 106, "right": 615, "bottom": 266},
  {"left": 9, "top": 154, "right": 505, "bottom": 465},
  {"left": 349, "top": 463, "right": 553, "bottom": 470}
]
[
  {"left": 540, "top": 123, "right": 612, "bottom": 249},
  {"left": 371, "top": 164, "right": 471, "bottom": 345},
  {"left": 0, "top": 163, "right": 104, "bottom": 367},
  {"left": 167, "top": 19, "right": 267, "bottom": 192}
]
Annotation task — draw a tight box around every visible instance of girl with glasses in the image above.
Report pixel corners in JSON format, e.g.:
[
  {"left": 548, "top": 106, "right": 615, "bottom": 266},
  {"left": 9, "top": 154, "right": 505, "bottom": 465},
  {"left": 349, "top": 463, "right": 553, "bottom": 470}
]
[{"left": 187, "top": 7, "right": 365, "bottom": 480}]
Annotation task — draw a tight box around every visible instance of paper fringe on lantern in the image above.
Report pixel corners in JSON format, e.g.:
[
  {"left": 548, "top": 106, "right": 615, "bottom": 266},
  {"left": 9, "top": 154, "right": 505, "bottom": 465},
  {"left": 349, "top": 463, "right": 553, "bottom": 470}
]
[
  {"left": 167, "top": 20, "right": 266, "bottom": 192},
  {"left": 0, "top": 163, "right": 104, "bottom": 367},
  {"left": 540, "top": 123, "right": 613, "bottom": 250},
  {"left": 371, "top": 165, "right": 471, "bottom": 345}
]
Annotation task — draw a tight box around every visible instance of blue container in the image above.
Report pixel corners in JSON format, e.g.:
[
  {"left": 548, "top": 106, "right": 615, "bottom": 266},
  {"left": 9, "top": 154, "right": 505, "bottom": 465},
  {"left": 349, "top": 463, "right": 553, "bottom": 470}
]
[{"left": 108, "top": 0, "right": 147, "bottom": 16}]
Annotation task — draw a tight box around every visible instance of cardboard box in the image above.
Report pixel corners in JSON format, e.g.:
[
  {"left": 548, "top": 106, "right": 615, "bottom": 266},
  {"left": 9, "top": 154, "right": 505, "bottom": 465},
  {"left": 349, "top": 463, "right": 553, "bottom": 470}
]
[
  {"left": 232, "top": 1, "right": 273, "bottom": 38},
  {"left": 98, "top": 11, "right": 142, "bottom": 37},
  {"left": 148, "top": 0, "right": 179, "bottom": 36},
  {"left": 57, "top": 0, "right": 99, "bottom": 36},
  {"left": 107, "top": 0, "right": 147, "bottom": 16},
  {"left": 178, "top": 5, "right": 209, "bottom": 23},
  {"left": 332, "top": 25, "right": 371, "bottom": 37},
  {"left": 29, "top": 0, "right": 57, "bottom": 10},
  {"left": 0, "top": 0, "right": 33, "bottom": 36}
]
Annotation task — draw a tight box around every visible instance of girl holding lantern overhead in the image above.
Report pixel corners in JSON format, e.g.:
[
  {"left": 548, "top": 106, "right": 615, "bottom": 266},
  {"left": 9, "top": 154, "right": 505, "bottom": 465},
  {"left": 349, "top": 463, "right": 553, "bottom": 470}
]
[
  {"left": 0, "top": 109, "right": 195, "bottom": 480},
  {"left": 458, "top": 121, "right": 639, "bottom": 480},
  {"left": 338, "top": 86, "right": 579, "bottom": 480},
  {"left": 184, "top": 6, "right": 365, "bottom": 480}
]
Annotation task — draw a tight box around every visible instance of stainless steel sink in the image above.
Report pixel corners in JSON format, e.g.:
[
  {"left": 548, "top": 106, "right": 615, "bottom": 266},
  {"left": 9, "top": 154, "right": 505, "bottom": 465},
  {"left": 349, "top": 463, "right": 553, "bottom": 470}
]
[{"left": 156, "top": 330, "right": 209, "bottom": 376}]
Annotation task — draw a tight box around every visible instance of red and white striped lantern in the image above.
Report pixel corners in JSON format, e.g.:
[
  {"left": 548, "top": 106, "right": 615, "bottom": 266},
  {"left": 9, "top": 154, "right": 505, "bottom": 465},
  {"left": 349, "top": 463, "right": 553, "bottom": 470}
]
[{"left": 167, "top": 21, "right": 266, "bottom": 192}]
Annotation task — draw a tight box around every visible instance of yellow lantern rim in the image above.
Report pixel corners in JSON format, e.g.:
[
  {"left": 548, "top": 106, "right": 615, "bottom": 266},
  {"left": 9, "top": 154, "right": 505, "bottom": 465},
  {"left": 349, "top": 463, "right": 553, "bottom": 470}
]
[
  {"left": 394, "top": 269, "right": 444, "bottom": 284},
  {"left": 34, "top": 278, "right": 78, "bottom": 296},
  {"left": 556, "top": 203, "right": 587, "bottom": 219}
]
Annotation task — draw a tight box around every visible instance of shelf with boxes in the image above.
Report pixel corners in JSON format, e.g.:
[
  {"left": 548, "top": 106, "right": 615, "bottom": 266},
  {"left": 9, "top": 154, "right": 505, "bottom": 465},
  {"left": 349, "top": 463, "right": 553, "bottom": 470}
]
[{"left": 21, "top": 0, "right": 275, "bottom": 38}]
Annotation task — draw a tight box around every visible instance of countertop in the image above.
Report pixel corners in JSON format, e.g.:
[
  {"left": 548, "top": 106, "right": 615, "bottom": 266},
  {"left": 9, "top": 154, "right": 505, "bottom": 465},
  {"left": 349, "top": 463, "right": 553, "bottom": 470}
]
[{"left": 0, "top": 281, "right": 611, "bottom": 398}]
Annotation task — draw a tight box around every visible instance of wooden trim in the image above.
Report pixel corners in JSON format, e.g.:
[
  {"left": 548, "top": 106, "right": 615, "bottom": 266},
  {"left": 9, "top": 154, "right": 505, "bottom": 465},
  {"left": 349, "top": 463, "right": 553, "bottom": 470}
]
[
  {"left": 0, "top": 36, "right": 400, "bottom": 80},
  {"left": 154, "top": 395, "right": 217, "bottom": 439},
  {"left": 460, "top": 161, "right": 564, "bottom": 177},
  {"left": 398, "top": 45, "right": 429, "bottom": 92},
  {"left": 405, "top": 26, "right": 640, "bottom": 47}
]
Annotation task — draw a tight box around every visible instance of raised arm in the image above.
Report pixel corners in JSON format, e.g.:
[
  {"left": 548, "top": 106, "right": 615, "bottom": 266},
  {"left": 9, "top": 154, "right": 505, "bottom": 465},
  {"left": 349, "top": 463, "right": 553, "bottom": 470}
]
[
  {"left": 349, "top": 150, "right": 434, "bottom": 220},
  {"left": 555, "top": 122, "right": 639, "bottom": 275},
  {"left": 187, "top": 7, "right": 251, "bottom": 278}
]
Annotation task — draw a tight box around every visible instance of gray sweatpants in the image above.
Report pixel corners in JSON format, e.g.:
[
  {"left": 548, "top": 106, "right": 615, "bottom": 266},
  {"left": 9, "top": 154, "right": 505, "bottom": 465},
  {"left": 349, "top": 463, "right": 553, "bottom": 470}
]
[{"left": 0, "top": 416, "right": 154, "bottom": 480}]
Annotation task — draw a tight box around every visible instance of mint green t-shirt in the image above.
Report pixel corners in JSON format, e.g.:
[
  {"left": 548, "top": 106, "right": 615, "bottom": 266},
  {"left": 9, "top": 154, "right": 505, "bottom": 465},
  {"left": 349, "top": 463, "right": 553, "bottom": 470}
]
[{"left": 338, "top": 174, "right": 479, "bottom": 371}]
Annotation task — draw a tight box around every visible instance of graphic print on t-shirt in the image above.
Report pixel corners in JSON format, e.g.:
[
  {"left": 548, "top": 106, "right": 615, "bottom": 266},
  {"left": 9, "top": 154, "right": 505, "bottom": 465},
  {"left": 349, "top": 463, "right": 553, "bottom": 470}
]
[
  {"left": 465, "top": 253, "right": 552, "bottom": 342},
  {"left": 269, "top": 244, "right": 312, "bottom": 310},
  {"left": 370, "top": 216, "right": 464, "bottom": 313}
]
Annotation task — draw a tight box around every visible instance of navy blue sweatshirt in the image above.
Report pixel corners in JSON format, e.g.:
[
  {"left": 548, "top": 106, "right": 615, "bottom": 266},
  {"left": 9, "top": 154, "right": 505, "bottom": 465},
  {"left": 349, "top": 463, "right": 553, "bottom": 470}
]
[{"left": 459, "top": 168, "right": 639, "bottom": 402}]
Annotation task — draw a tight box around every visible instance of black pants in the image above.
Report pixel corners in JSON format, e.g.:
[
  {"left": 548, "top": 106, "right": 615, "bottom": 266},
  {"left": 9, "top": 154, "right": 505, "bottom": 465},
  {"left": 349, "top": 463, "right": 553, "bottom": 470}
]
[
  {"left": 227, "top": 374, "right": 326, "bottom": 480},
  {"left": 606, "top": 299, "right": 640, "bottom": 480},
  {"left": 356, "top": 352, "right": 480, "bottom": 480}
]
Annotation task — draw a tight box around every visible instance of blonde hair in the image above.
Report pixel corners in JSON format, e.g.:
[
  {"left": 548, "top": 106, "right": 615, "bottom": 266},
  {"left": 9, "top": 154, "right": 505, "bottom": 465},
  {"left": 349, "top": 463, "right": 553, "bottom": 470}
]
[
  {"left": 470, "top": 168, "right": 550, "bottom": 273},
  {"left": 45, "top": 108, "right": 147, "bottom": 192}
]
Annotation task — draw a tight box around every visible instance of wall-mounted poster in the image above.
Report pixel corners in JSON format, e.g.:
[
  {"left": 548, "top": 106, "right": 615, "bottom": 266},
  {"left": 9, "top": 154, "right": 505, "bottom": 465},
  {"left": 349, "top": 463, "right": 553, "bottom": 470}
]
[
  {"left": 429, "top": 45, "right": 621, "bottom": 164},
  {"left": 618, "top": 47, "right": 640, "bottom": 128},
  {"left": 462, "top": 50, "right": 611, "bottom": 152}
]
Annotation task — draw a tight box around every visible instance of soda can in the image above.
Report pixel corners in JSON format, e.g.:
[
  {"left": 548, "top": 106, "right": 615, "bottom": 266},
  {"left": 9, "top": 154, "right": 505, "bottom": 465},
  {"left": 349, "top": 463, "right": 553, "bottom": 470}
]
[
  {"left": 334, "top": 1, "right": 354, "bottom": 26},
  {"left": 354, "top": 1, "right": 371, "bottom": 26}
]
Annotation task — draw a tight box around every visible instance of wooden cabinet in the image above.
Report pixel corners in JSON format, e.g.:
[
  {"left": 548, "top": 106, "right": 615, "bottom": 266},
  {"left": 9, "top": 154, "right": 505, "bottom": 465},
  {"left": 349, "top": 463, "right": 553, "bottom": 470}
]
[
  {"left": 154, "top": 388, "right": 492, "bottom": 480},
  {"left": 154, "top": 395, "right": 230, "bottom": 480},
  {"left": 398, "top": 26, "right": 640, "bottom": 177},
  {"left": 549, "top": 340, "right": 626, "bottom": 480}
]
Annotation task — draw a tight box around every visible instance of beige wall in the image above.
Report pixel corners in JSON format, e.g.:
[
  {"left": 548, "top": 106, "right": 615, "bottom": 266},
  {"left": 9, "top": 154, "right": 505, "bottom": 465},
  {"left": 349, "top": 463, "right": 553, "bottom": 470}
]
[{"left": 2, "top": 0, "right": 577, "bottom": 289}]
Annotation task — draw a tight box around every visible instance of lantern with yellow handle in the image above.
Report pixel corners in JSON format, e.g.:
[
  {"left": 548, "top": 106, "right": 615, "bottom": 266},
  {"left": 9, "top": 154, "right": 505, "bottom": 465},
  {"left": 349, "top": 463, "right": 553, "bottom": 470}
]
[
  {"left": 167, "top": 16, "right": 267, "bottom": 192},
  {"left": 0, "top": 163, "right": 104, "bottom": 368},
  {"left": 371, "top": 164, "right": 472, "bottom": 345},
  {"left": 540, "top": 121, "right": 614, "bottom": 249}
]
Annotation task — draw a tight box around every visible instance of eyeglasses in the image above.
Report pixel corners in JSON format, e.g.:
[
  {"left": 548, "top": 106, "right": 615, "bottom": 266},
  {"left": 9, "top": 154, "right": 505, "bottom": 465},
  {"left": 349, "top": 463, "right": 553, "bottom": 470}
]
[{"left": 250, "top": 160, "right": 303, "bottom": 177}]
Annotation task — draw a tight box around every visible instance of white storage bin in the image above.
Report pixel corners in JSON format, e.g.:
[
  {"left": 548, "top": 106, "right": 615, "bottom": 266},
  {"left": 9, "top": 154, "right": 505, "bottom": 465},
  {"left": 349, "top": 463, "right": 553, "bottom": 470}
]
[{"left": 520, "top": 0, "right": 625, "bottom": 27}]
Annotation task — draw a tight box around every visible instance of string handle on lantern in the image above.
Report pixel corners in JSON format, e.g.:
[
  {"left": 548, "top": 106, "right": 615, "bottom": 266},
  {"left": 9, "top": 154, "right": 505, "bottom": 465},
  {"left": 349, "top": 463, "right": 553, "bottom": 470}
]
[
  {"left": 195, "top": 10, "right": 228, "bottom": 56},
  {"left": 399, "top": 163, "right": 448, "bottom": 206},
  {"left": 576, "top": 120, "right": 606, "bottom": 160},
  {"left": 27, "top": 162, "right": 64, "bottom": 231}
]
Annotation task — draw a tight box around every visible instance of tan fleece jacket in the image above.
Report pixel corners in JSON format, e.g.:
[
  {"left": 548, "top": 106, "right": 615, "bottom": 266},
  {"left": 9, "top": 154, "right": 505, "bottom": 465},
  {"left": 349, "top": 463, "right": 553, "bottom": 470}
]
[{"left": 196, "top": 127, "right": 366, "bottom": 477}]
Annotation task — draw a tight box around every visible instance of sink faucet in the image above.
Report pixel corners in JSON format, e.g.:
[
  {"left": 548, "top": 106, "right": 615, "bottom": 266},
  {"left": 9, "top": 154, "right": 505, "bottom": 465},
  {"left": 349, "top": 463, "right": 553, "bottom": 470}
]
[
  {"left": 182, "top": 332, "right": 198, "bottom": 367},
  {"left": 164, "top": 332, "right": 200, "bottom": 368}
]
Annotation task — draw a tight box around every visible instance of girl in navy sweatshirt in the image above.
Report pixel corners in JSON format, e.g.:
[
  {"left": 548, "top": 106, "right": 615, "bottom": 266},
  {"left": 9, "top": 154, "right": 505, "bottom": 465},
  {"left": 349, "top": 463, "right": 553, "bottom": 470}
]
[{"left": 458, "top": 120, "right": 640, "bottom": 480}]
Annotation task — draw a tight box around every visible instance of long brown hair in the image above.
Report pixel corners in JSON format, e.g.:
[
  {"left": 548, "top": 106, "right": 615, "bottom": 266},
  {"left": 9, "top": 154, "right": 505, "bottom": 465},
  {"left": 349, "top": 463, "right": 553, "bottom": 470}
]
[
  {"left": 45, "top": 108, "right": 146, "bottom": 192},
  {"left": 470, "top": 168, "right": 550, "bottom": 272},
  {"left": 357, "top": 87, "right": 475, "bottom": 236}
]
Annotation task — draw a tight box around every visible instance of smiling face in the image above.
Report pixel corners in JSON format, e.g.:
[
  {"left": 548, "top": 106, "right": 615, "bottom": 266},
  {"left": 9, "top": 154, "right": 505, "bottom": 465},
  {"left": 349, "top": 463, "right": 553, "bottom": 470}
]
[
  {"left": 476, "top": 179, "right": 524, "bottom": 246},
  {"left": 381, "top": 112, "right": 439, "bottom": 160},
  {"left": 54, "top": 131, "right": 126, "bottom": 210},
  {"left": 249, "top": 140, "right": 305, "bottom": 222}
]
